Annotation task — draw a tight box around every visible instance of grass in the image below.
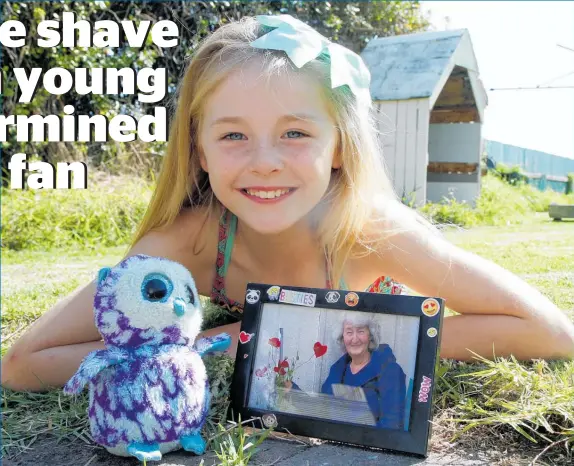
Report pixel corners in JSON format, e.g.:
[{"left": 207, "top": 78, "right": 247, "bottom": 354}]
[
  {"left": 444, "top": 214, "right": 574, "bottom": 292},
  {"left": 2, "top": 175, "right": 574, "bottom": 464},
  {"left": 210, "top": 417, "right": 273, "bottom": 465},
  {"left": 1, "top": 172, "right": 153, "bottom": 251},
  {"left": 2, "top": 171, "right": 572, "bottom": 253},
  {"left": 420, "top": 174, "right": 574, "bottom": 227},
  {"left": 1, "top": 247, "right": 128, "bottom": 355},
  {"left": 2, "top": 214, "right": 573, "bottom": 464},
  {"left": 431, "top": 215, "right": 574, "bottom": 464}
]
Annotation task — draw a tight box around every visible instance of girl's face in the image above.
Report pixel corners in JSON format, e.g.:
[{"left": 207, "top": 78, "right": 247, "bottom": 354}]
[
  {"left": 199, "top": 61, "right": 340, "bottom": 234},
  {"left": 342, "top": 323, "right": 371, "bottom": 359}
]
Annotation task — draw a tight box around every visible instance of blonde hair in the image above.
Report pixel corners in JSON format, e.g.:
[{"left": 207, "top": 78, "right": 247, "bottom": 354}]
[{"left": 132, "top": 16, "right": 436, "bottom": 286}]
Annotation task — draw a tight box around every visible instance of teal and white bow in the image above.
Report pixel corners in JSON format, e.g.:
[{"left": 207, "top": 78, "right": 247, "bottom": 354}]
[{"left": 250, "top": 14, "right": 372, "bottom": 107}]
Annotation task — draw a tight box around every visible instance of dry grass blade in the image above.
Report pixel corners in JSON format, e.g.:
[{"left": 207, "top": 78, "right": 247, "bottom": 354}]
[
  {"left": 82, "top": 454, "right": 98, "bottom": 466},
  {"left": 530, "top": 438, "right": 570, "bottom": 466}
]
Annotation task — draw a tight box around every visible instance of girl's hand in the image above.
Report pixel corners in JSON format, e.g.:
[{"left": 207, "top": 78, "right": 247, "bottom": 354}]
[{"left": 196, "top": 322, "right": 241, "bottom": 358}]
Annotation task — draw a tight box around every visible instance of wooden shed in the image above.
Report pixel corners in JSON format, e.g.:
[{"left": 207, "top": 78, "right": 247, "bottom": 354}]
[{"left": 361, "top": 29, "right": 488, "bottom": 205}]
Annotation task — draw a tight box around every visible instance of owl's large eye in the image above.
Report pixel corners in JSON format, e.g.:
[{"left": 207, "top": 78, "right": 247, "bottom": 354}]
[{"left": 141, "top": 273, "right": 173, "bottom": 302}]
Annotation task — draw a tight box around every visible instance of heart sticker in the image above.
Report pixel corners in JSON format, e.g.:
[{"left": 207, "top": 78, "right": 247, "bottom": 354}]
[
  {"left": 313, "top": 342, "right": 328, "bottom": 358},
  {"left": 239, "top": 331, "right": 254, "bottom": 344}
]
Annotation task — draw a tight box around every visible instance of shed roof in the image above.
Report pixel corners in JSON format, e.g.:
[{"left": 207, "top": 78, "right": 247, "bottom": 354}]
[{"left": 361, "top": 29, "right": 487, "bottom": 116}]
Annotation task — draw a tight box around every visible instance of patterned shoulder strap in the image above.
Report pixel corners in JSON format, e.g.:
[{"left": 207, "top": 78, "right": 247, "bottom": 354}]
[{"left": 210, "top": 209, "right": 244, "bottom": 318}]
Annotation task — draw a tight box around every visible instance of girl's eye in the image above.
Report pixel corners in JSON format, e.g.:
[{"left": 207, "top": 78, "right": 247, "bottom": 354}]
[
  {"left": 222, "top": 132, "right": 245, "bottom": 141},
  {"left": 222, "top": 131, "right": 307, "bottom": 140},
  {"left": 284, "top": 130, "right": 306, "bottom": 139}
]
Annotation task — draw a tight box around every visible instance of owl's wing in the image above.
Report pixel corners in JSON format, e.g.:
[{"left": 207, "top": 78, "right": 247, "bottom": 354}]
[
  {"left": 194, "top": 333, "right": 232, "bottom": 357},
  {"left": 63, "top": 347, "right": 127, "bottom": 395}
]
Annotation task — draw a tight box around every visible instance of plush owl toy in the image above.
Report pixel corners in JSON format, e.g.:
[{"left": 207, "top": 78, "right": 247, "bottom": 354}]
[{"left": 63, "top": 254, "right": 231, "bottom": 462}]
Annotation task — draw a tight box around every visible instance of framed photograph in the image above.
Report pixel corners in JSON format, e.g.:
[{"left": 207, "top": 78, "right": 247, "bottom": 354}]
[{"left": 229, "top": 284, "right": 445, "bottom": 458}]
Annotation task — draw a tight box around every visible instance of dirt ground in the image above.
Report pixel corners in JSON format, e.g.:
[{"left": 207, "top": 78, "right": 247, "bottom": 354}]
[{"left": 2, "top": 433, "right": 544, "bottom": 466}]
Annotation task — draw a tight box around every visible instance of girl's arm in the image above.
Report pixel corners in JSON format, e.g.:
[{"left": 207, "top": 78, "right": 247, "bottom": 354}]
[
  {"left": 1, "top": 239, "right": 171, "bottom": 392},
  {"left": 1, "top": 293, "right": 240, "bottom": 392},
  {"left": 1, "top": 280, "right": 107, "bottom": 392},
  {"left": 379, "top": 219, "right": 574, "bottom": 361},
  {"left": 1, "top": 209, "right": 227, "bottom": 392}
]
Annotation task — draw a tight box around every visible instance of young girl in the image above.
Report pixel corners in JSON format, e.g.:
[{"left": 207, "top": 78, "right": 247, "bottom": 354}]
[{"left": 3, "top": 15, "right": 573, "bottom": 392}]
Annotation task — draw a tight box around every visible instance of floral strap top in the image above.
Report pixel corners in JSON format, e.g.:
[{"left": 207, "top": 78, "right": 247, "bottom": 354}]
[{"left": 210, "top": 209, "right": 405, "bottom": 320}]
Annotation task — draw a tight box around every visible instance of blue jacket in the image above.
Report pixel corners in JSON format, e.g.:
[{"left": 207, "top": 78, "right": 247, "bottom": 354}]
[{"left": 320, "top": 344, "right": 406, "bottom": 430}]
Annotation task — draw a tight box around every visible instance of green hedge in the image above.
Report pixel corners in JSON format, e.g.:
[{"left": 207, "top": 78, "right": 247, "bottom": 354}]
[
  {"left": 420, "top": 174, "right": 574, "bottom": 227},
  {"left": 2, "top": 174, "right": 152, "bottom": 250}
]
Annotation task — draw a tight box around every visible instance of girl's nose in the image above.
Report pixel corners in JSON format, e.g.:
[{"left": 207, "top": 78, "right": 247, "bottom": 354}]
[{"left": 249, "top": 142, "right": 284, "bottom": 176}]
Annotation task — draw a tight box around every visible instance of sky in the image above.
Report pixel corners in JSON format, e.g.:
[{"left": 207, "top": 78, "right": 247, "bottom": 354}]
[{"left": 420, "top": 1, "right": 574, "bottom": 159}]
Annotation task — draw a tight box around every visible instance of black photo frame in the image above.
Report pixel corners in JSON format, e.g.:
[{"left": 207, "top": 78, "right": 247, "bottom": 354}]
[{"left": 229, "top": 283, "right": 444, "bottom": 458}]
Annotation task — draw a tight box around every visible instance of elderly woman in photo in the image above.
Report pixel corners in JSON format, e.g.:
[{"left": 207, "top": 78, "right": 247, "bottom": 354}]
[{"left": 320, "top": 313, "right": 407, "bottom": 430}]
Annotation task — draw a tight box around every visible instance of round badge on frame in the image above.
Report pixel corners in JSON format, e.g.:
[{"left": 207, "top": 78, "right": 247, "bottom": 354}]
[{"left": 421, "top": 298, "right": 440, "bottom": 317}]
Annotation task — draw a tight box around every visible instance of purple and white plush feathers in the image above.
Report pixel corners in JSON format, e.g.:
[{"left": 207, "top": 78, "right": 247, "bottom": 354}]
[{"left": 64, "top": 255, "right": 231, "bottom": 462}]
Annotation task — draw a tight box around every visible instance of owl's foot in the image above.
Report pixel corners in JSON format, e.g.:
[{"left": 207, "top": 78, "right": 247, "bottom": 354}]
[
  {"left": 126, "top": 442, "right": 162, "bottom": 462},
  {"left": 180, "top": 433, "right": 206, "bottom": 455}
]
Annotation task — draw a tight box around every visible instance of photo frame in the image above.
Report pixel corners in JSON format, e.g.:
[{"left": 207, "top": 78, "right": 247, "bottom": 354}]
[{"left": 229, "top": 283, "right": 445, "bottom": 458}]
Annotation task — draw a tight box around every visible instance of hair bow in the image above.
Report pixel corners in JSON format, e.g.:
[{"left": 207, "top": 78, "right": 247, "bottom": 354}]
[{"left": 250, "top": 15, "right": 372, "bottom": 107}]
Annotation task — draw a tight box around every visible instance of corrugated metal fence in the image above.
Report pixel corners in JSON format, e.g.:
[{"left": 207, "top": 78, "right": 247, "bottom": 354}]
[{"left": 484, "top": 140, "right": 574, "bottom": 193}]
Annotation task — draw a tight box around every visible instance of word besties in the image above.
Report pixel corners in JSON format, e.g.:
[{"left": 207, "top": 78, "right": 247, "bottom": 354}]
[
  {"left": 418, "top": 376, "right": 432, "bottom": 403},
  {"left": 279, "top": 289, "right": 316, "bottom": 307}
]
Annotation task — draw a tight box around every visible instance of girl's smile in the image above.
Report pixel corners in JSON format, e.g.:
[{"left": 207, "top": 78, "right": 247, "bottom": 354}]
[{"left": 239, "top": 187, "right": 297, "bottom": 204}]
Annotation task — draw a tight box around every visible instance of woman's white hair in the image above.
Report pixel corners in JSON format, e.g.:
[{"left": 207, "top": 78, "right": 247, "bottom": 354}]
[{"left": 334, "top": 312, "right": 381, "bottom": 353}]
